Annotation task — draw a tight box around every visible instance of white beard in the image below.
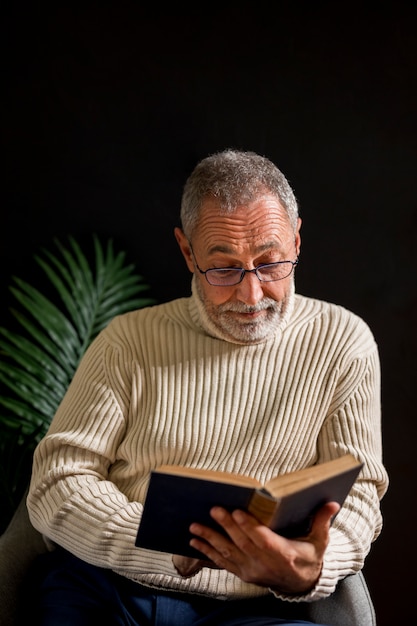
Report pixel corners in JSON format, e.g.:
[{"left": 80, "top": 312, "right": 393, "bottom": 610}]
[{"left": 192, "top": 276, "right": 295, "bottom": 345}]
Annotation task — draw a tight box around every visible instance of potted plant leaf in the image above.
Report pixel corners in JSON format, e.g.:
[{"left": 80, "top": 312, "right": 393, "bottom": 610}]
[{"left": 0, "top": 235, "right": 156, "bottom": 532}]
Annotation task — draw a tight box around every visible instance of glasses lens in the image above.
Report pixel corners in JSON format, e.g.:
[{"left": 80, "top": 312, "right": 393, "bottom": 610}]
[
  {"left": 204, "top": 261, "right": 296, "bottom": 285},
  {"left": 205, "top": 268, "right": 243, "bottom": 286},
  {"left": 257, "top": 262, "right": 294, "bottom": 282}
]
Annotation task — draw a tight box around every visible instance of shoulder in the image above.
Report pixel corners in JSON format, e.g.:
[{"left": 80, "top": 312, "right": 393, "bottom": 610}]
[
  {"left": 293, "top": 293, "right": 373, "bottom": 330},
  {"left": 99, "top": 297, "right": 192, "bottom": 346},
  {"left": 292, "top": 294, "right": 377, "bottom": 357}
]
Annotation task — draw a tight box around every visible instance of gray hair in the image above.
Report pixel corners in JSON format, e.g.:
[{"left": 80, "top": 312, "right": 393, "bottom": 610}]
[{"left": 180, "top": 149, "right": 299, "bottom": 239}]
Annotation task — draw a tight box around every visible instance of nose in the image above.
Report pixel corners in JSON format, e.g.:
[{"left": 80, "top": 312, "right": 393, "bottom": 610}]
[{"left": 233, "top": 270, "right": 265, "bottom": 305}]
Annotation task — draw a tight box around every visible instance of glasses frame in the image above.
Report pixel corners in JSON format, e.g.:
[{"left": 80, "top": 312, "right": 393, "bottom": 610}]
[{"left": 189, "top": 242, "right": 298, "bottom": 287}]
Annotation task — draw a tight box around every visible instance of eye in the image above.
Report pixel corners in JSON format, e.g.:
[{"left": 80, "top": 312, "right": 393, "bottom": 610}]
[
  {"left": 209, "top": 268, "right": 240, "bottom": 278},
  {"left": 210, "top": 260, "right": 241, "bottom": 269}
]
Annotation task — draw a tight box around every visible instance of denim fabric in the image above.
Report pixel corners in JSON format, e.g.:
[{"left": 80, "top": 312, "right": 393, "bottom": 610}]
[{"left": 31, "top": 549, "right": 327, "bottom": 626}]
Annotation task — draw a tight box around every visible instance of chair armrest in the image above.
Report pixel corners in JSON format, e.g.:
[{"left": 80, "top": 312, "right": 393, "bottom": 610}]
[
  {"left": 305, "top": 571, "right": 376, "bottom": 626},
  {"left": 0, "top": 488, "right": 49, "bottom": 626}
]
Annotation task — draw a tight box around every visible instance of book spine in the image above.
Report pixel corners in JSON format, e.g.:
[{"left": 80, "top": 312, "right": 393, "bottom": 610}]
[{"left": 248, "top": 490, "right": 280, "bottom": 526}]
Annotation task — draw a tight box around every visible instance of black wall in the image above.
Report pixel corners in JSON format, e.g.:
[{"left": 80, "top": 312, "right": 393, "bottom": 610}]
[{"left": 2, "top": 3, "right": 416, "bottom": 624}]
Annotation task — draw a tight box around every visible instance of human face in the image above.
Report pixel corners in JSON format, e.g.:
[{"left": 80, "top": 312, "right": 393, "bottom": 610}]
[{"left": 175, "top": 194, "right": 301, "bottom": 344}]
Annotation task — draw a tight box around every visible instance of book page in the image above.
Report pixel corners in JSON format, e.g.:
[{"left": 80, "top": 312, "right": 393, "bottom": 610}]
[
  {"left": 155, "top": 464, "right": 262, "bottom": 488},
  {"left": 264, "top": 455, "right": 362, "bottom": 498}
]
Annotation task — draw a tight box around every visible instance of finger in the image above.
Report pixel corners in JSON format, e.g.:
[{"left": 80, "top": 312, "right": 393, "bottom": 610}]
[
  {"left": 308, "top": 501, "right": 340, "bottom": 543},
  {"left": 189, "top": 516, "right": 235, "bottom": 558},
  {"left": 211, "top": 508, "right": 257, "bottom": 550},
  {"left": 209, "top": 507, "right": 274, "bottom": 563},
  {"left": 189, "top": 514, "right": 244, "bottom": 570}
]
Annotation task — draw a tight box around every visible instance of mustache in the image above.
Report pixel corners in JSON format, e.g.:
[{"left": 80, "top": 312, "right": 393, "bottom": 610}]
[{"left": 218, "top": 298, "right": 277, "bottom": 314}]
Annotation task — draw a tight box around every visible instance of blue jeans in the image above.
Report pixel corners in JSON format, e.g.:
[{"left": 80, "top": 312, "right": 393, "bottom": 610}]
[{"left": 30, "top": 549, "right": 327, "bottom": 626}]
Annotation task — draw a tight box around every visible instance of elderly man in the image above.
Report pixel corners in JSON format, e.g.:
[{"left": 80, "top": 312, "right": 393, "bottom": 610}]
[{"left": 27, "top": 149, "right": 388, "bottom": 625}]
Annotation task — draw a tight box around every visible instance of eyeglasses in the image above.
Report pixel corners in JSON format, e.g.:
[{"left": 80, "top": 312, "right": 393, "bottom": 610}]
[{"left": 190, "top": 244, "right": 298, "bottom": 287}]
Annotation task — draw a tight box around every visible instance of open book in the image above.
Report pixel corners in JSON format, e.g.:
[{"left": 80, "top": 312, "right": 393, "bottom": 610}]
[{"left": 135, "top": 453, "right": 363, "bottom": 558}]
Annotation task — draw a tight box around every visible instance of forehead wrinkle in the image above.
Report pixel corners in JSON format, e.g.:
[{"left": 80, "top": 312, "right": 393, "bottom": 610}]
[
  {"left": 195, "top": 196, "right": 295, "bottom": 257},
  {"left": 199, "top": 216, "right": 293, "bottom": 253}
]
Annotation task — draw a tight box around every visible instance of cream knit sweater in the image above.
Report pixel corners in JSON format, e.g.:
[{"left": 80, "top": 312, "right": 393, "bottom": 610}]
[{"left": 27, "top": 286, "right": 388, "bottom": 603}]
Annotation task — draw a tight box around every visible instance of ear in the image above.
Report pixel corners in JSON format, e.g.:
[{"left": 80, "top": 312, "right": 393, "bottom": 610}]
[
  {"left": 174, "top": 227, "right": 195, "bottom": 273},
  {"left": 295, "top": 218, "right": 302, "bottom": 257}
]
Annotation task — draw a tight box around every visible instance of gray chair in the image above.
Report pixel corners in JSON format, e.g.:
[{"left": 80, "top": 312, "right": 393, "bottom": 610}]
[
  {"left": 306, "top": 570, "right": 376, "bottom": 625},
  {"left": 0, "top": 492, "right": 376, "bottom": 626}
]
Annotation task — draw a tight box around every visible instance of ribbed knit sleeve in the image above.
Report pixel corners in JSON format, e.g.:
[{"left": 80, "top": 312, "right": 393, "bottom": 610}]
[{"left": 27, "top": 293, "right": 388, "bottom": 602}]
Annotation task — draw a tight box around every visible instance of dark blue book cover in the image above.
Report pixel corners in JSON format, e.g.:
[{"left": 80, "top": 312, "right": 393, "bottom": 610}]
[
  {"left": 135, "top": 471, "right": 257, "bottom": 558},
  {"left": 135, "top": 457, "right": 362, "bottom": 558}
]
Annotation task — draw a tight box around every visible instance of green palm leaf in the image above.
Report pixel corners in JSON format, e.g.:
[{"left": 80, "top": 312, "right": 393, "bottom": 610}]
[{"left": 0, "top": 235, "right": 156, "bottom": 440}]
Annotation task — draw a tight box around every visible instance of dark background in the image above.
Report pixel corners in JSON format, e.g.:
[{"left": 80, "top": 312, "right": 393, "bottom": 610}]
[{"left": 1, "top": 2, "right": 416, "bottom": 624}]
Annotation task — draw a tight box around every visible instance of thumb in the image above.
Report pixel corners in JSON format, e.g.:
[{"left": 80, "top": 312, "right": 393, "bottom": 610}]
[{"left": 310, "top": 501, "right": 341, "bottom": 538}]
